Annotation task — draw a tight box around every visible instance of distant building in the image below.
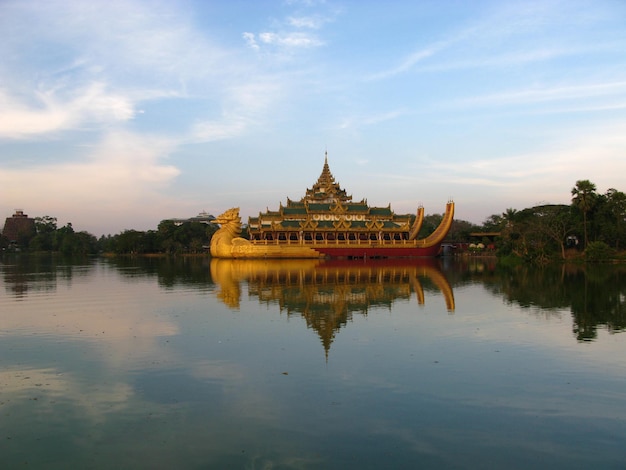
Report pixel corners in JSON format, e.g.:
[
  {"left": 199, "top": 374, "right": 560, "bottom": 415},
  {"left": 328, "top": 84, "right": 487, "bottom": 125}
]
[
  {"left": 2, "top": 210, "right": 36, "bottom": 244},
  {"left": 164, "top": 211, "right": 216, "bottom": 226}
]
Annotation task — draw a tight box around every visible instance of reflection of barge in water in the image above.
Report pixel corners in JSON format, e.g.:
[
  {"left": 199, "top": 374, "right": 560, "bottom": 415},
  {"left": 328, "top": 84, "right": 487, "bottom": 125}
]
[
  {"left": 210, "top": 154, "right": 454, "bottom": 259},
  {"left": 210, "top": 258, "right": 455, "bottom": 356},
  {"left": 211, "top": 258, "right": 455, "bottom": 312}
]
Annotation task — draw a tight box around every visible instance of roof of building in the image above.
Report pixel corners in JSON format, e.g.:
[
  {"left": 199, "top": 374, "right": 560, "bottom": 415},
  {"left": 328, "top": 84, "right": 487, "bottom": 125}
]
[{"left": 248, "top": 155, "right": 419, "bottom": 233}]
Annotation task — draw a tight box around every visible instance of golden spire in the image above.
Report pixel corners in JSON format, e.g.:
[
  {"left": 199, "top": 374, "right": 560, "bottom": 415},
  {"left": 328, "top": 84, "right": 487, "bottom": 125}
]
[{"left": 301, "top": 152, "right": 352, "bottom": 203}]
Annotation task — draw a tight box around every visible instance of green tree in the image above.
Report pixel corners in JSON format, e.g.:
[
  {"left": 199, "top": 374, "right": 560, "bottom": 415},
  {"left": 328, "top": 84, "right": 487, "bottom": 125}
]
[
  {"left": 97, "top": 234, "right": 115, "bottom": 253},
  {"left": 604, "top": 188, "right": 626, "bottom": 249},
  {"left": 115, "top": 230, "right": 148, "bottom": 254},
  {"left": 585, "top": 241, "right": 615, "bottom": 262},
  {"left": 571, "top": 180, "right": 597, "bottom": 249},
  {"left": 157, "top": 220, "right": 213, "bottom": 254},
  {"left": 72, "top": 231, "right": 98, "bottom": 254},
  {"left": 34, "top": 215, "right": 57, "bottom": 233},
  {"left": 498, "top": 205, "right": 573, "bottom": 263},
  {"left": 55, "top": 223, "right": 76, "bottom": 254},
  {"left": 30, "top": 215, "right": 58, "bottom": 251},
  {"left": 418, "top": 213, "right": 443, "bottom": 239},
  {"left": 533, "top": 205, "right": 577, "bottom": 260},
  {"left": 446, "top": 218, "right": 478, "bottom": 242},
  {"left": 482, "top": 214, "right": 504, "bottom": 232}
]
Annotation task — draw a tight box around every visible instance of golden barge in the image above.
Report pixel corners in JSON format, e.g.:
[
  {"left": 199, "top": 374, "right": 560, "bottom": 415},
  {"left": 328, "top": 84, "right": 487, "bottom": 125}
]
[{"left": 210, "top": 155, "right": 454, "bottom": 259}]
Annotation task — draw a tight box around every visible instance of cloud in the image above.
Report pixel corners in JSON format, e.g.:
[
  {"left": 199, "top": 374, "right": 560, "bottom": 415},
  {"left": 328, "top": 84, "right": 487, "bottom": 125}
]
[
  {"left": 424, "top": 121, "right": 626, "bottom": 202},
  {"left": 190, "top": 118, "right": 248, "bottom": 142},
  {"left": 367, "top": 1, "right": 618, "bottom": 81},
  {"left": 244, "top": 31, "right": 324, "bottom": 50},
  {"left": 189, "top": 80, "right": 283, "bottom": 142},
  {"left": 367, "top": 43, "right": 445, "bottom": 81},
  {"left": 242, "top": 2, "right": 334, "bottom": 53},
  {"left": 243, "top": 32, "right": 259, "bottom": 51},
  {"left": 1, "top": 131, "right": 180, "bottom": 232},
  {"left": 337, "top": 109, "right": 406, "bottom": 130},
  {"left": 287, "top": 15, "right": 328, "bottom": 29},
  {"left": 0, "top": 0, "right": 236, "bottom": 134},
  {"left": 0, "top": 0, "right": 317, "bottom": 232},
  {"left": 359, "top": 119, "right": 626, "bottom": 223},
  {"left": 0, "top": 83, "right": 135, "bottom": 139},
  {"left": 455, "top": 81, "right": 626, "bottom": 108},
  {"left": 260, "top": 31, "right": 323, "bottom": 48},
  {"left": 420, "top": 45, "right": 600, "bottom": 73}
]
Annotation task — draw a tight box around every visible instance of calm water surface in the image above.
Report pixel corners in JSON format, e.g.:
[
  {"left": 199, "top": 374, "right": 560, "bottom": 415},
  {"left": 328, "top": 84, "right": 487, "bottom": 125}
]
[{"left": 1, "top": 255, "right": 626, "bottom": 469}]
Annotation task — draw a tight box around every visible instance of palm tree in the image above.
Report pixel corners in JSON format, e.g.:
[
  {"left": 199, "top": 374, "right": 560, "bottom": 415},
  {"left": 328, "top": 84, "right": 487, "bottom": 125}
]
[
  {"left": 502, "top": 208, "right": 518, "bottom": 226},
  {"left": 571, "top": 180, "right": 597, "bottom": 248}
]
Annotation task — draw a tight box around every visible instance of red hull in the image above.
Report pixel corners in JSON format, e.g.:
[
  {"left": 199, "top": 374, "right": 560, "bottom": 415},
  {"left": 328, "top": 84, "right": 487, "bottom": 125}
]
[{"left": 313, "top": 244, "right": 442, "bottom": 258}]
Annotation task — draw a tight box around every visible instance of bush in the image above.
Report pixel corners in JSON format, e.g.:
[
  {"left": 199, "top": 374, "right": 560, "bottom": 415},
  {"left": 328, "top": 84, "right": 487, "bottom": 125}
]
[{"left": 585, "top": 241, "right": 615, "bottom": 262}]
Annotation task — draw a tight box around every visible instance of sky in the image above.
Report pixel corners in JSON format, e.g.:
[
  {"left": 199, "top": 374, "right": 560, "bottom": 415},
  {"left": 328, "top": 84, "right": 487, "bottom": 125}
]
[{"left": 1, "top": 0, "right": 626, "bottom": 236}]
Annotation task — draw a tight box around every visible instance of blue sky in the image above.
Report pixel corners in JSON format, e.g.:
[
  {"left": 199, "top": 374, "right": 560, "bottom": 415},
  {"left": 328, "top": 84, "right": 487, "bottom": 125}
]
[{"left": 2, "top": 0, "right": 626, "bottom": 236}]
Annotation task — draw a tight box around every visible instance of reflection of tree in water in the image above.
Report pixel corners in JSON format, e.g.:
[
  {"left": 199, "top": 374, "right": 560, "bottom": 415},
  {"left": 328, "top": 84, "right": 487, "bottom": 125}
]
[
  {"left": 482, "top": 263, "right": 626, "bottom": 341},
  {"left": 1, "top": 255, "right": 94, "bottom": 298},
  {"left": 566, "top": 265, "right": 626, "bottom": 341},
  {"left": 104, "top": 256, "right": 214, "bottom": 290},
  {"left": 1, "top": 255, "right": 215, "bottom": 300},
  {"left": 211, "top": 259, "right": 454, "bottom": 358}
]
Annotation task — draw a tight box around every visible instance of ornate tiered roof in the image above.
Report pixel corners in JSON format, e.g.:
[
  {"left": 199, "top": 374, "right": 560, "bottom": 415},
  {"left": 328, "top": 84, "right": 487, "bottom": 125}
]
[{"left": 247, "top": 154, "right": 420, "bottom": 241}]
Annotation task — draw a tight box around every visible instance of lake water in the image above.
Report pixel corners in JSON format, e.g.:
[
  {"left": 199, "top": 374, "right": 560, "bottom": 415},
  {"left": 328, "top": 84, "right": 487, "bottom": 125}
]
[{"left": 1, "top": 255, "right": 626, "bottom": 469}]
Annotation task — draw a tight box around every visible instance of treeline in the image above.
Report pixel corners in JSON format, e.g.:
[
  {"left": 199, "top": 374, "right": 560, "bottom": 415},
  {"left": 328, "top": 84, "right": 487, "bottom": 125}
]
[
  {"left": 480, "top": 180, "right": 626, "bottom": 263},
  {"left": 97, "top": 220, "right": 218, "bottom": 255},
  {"left": 15, "top": 216, "right": 98, "bottom": 255},
  {"left": 0, "top": 216, "right": 219, "bottom": 255},
  {"left": 2, "top": 179, "right": 624, "bottom": 261}
]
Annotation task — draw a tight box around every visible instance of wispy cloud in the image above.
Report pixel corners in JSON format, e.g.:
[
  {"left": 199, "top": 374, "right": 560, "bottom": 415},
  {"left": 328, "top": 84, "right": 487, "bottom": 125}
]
[
  {"left": 423, "top": 121, "right": 626, "bottom": 195},
  {"left": 243, "top": 32, "right": 260, "bottom": 51},
  {"left": 337, "top": 109, "right": 406, "bottom": 130},
  {"left": 287, "top": 15, "right": 328, "bottom": 29},
  {"left": 367, "top": 1, "right": 617, "bottom": 81},
  {"left": 0, "top": 0, "right": 242, "bottom": 137},
  {"left": 189, "top": 79, "right": 283, "bottom": 142},
  {"left": 259, "top": 31, "right": 324, "bottom": 48},
  {"left": 242, "top": 2, "right": 335, "bottom": 53},
  {"left": 420, "top": 45, "right": 601, "bottom": 73},
  {"left": 366, "top": 15, "right": 484, "bottom": 81},
  {"left": 0, "top": 83, "right": 135, "bottom": 139},
  {"left": 367, "top": 44, "right": 444, "bottom": 81},
  {"left": 455, "top": 81, "right": 626, "bottom": 108},
  {"left": 190, "top": 118, "right": 248, "bottom": 143},
  {"left": 243, "top": 30, "right": 324, "bottom": 51}
]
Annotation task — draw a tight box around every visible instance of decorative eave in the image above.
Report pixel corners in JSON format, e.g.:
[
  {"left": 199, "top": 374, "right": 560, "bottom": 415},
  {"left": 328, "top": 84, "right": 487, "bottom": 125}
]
[
  {"left": 330, "top": 202, "right": 347, "bottom": 214},
  {"left": 300, "top": 219, "right": 319, "bottom": 229},
  {"left": 366, "top": 219, "right": 384, "bottom": 230},
  {"left": 333, "top": 218, "right": 351, "bottom": 230}
]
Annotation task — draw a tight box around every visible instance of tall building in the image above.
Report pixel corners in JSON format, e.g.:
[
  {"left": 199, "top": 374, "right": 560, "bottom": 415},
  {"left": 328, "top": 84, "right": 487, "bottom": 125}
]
[{"left": 2, "top": 210, "right": 36, "bottom": 244}]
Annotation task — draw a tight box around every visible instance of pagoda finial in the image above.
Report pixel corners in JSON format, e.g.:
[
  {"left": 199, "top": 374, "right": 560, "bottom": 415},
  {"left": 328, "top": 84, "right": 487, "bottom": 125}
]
[{"left": 299, "top": 151, "right": 352, "bottom": 204}]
